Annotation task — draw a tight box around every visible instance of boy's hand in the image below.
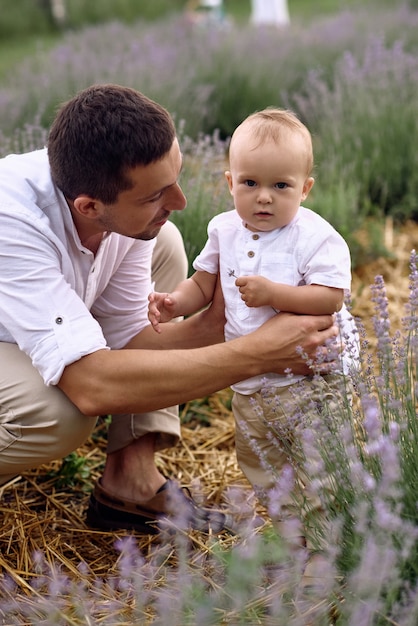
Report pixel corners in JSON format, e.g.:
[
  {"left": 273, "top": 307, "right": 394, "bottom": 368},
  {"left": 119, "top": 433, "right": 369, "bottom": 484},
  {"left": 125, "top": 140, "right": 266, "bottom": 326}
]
[
  {"left": 235, "top": 275, "right": 273, "bottom": 308},
  {"left": 148, "top": 292, "right": 178, "bottom": 333}
]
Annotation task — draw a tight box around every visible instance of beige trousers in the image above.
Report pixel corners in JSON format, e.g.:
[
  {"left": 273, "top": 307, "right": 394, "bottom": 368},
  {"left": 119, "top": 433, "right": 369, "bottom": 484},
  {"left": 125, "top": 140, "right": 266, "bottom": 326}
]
[
  {"left": 0, "top": 221, "right": 188, "bottom": 484},
  {"left": 233, "top": 375, "right": 351, "bottom": 547}
]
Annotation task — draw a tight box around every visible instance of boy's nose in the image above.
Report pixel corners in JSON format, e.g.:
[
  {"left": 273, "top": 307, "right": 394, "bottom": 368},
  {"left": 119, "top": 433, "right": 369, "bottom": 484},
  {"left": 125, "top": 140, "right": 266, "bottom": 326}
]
[{"left": 257, "top": 189, "right": 272, "bottom": 204}]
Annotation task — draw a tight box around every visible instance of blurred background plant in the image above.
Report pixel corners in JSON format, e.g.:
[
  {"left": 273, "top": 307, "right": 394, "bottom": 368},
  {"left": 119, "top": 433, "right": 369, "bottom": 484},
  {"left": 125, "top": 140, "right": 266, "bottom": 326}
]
[
  {"left": 1, "top": 0, "right": 401, "bottom": 40},
  {"left": 0, "top": 1, "right": 417, "bottom": 269}
]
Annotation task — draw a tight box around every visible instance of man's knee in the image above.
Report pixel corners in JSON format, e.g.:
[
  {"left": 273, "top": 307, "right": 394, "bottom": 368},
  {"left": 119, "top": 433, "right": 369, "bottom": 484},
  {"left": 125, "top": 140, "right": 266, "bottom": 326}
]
[{"left": 0, "top": 342, "right": 97, "bottom": 476}]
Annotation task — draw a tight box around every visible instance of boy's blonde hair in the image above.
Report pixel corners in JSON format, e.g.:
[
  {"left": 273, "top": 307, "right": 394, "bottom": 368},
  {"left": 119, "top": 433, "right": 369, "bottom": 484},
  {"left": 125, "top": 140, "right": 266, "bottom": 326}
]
[{"left": 231, "top": 108, "right": 314, "bottom": 175}]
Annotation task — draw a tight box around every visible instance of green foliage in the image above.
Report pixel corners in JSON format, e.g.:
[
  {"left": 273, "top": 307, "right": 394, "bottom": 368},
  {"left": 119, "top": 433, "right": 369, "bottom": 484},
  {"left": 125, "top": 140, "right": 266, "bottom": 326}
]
[
  {"left": 295, "top": 40, "right": 418, "bottom": 222},
  {"left": 47, "top": 452, "right": 92, "bottom": 489},
  {"left": 0, "top": 0, "right": 185, "bottom": 39},
  {"left": 171, "top": 130, "right": 230, "bottom": 273},
  {"left": 0, "top": 35, "right": 59, "bottom": 81},
  {"left": 180, "top": 398, "right": 212, "bottom": 426},
  {"left": 0, "top": 0, "right": 53, "bottom": 39},
  {"left": 64, "top": 0, "right": 185, "bottom": 28}
]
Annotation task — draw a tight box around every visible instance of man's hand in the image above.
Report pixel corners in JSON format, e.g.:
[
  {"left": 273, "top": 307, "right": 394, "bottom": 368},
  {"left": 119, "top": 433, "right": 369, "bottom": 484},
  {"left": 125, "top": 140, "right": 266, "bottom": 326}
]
[{"left": 251, "top": 312, "right": 338, "bottom": 376}]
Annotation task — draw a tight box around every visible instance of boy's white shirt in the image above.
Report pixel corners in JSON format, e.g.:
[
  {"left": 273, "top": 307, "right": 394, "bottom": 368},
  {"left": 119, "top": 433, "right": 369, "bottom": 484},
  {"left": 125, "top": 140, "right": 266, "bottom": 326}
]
[{"left": 193, "top": 207, "right": 359, "bottom": 394}]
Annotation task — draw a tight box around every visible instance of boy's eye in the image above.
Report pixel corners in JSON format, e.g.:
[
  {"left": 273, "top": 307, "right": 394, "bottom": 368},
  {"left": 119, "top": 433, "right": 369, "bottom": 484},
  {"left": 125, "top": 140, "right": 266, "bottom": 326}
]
[
  {"left": 244, "top": 179, "right": 257, "bottom": 187},
  {"left": 275, "top": 182, "right": 288, "bottom": 189}
]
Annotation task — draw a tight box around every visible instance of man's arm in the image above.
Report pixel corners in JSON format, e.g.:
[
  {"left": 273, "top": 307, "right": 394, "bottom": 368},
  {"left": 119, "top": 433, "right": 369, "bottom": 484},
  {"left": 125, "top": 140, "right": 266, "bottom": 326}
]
[{"left": 57, "top": 311, "right": 336, "bottom": 416}]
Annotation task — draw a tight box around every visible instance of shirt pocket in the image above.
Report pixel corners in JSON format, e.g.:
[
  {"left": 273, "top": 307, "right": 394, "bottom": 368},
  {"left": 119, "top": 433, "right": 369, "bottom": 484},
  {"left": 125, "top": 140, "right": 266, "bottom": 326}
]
[
  {"left": 223, "top": 279, "right": 251, "bottom": 321},
  {"left": 260, "top": 251, "right": 296, "bottom": 286}
]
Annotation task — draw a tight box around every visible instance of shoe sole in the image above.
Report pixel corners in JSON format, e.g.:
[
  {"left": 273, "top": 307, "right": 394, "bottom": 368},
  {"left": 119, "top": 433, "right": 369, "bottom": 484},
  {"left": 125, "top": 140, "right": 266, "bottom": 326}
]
[
  {"left": 85, "top": 482, "right": 230, "bottom": 534},
  {"left": 86, "top": 493, "right": 160, "bottom": 534}
]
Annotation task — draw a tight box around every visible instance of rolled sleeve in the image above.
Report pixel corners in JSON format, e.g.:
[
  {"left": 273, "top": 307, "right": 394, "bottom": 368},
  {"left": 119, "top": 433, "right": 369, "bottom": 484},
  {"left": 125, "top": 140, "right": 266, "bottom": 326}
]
[
  {"left": 0, "top": 207, "right": 108, "bottom": 385},
  {"left": 35, "top": 303, "right": 108, "bottom": 386},
  {"left": 0, "top": 222, "right": 108, "bottom": 384},
  {"left": 0, "top": 148, "right": 159, "bottom": 384}
]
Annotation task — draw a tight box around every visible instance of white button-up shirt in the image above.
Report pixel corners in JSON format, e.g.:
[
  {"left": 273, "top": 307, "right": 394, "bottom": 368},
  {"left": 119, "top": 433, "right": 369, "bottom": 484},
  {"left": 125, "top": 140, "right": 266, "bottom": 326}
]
[
  {"left": 193, "top": 208, "right": 358, "bottom": 394},
  {"left": 0, "top": 149, "right": 154, "bottom": 385}
]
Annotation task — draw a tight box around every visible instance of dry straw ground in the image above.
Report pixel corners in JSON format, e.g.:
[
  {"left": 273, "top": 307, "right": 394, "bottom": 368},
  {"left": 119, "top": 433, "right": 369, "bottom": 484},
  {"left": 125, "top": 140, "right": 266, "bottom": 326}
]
[{"left": 0, "top": 219, "right": 417, "bottom": 619}]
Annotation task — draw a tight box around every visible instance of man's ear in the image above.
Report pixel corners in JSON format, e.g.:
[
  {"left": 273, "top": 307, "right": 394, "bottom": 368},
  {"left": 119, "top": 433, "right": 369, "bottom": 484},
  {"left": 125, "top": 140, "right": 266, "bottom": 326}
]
[
  {"left": 72, "top": 195, "right": 102, "bottom": 218},
  {"left": 225, "top": 170, "right": 234, "bottom": 195}
]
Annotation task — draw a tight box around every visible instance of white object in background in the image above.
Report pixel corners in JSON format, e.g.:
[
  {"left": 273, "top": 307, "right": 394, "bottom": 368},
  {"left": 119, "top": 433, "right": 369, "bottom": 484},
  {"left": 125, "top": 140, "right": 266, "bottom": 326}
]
[{"left": 251, "top": 0, "right": 290, "bottom": 26}]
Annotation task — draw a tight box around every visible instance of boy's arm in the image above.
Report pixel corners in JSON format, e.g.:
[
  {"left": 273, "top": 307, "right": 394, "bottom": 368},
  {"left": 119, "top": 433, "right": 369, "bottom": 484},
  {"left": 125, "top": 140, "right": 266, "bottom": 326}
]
[
  {"left": 149, "top": 270, "right": 217, "bottom": 332},
  {"left": 235, "top": 275, "right": 344, "bottom": 314},
  {"left": 188, "top": 270, "right": 218, "bottom": 310}
]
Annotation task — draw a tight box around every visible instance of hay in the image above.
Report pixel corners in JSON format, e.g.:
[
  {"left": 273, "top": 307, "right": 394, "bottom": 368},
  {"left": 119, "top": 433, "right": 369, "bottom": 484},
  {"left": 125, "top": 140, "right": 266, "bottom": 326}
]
[
  {"left": 0, "top": 220, "right": 416, "bottom": 611},
  {"left": 351, "top": 218, "right": 417, "bottom": 337},
  {"left": 0, "top": 390, "right": 249, "bottom": 592}
]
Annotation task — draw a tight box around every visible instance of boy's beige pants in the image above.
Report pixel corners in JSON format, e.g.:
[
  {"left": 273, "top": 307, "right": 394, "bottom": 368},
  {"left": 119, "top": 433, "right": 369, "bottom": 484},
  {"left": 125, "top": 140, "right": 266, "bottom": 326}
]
[
  {"left": 233, "top": 375, "right": 352, "bottom": 548},
  {"left": 0, "top": 221, "right": 188, "bottom": 484}
]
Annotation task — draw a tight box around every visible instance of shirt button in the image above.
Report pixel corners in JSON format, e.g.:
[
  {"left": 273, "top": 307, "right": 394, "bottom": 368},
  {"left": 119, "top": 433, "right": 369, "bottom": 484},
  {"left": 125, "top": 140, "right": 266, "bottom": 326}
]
[
  {"left": 252, "top": 234, "right": 260, "bottom": 240},
  {"left": 55, "top": 316, "right": 63, "bottom": 325},
  {"left": 247, "top": 250, "right": 255, "bottom": 258}
]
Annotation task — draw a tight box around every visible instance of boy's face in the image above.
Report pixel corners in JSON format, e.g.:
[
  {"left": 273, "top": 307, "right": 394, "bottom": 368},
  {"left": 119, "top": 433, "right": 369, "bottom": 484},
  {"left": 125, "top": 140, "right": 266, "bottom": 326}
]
[{"left": 225, "top": 131, "right": 314, "bottom": 233}]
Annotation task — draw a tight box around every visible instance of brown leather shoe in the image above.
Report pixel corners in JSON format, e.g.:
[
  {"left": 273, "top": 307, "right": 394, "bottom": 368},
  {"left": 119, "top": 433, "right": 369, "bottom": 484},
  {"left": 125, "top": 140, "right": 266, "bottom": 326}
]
[{"left": 86, "top": 479, "right": 229, "bottom": 534}]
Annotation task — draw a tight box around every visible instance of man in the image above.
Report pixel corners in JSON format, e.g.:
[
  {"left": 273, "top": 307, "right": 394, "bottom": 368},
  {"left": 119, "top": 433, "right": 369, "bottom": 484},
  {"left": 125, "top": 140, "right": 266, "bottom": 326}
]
[{"left": 0, "top": 84, "right": 337, "bottom": 533}]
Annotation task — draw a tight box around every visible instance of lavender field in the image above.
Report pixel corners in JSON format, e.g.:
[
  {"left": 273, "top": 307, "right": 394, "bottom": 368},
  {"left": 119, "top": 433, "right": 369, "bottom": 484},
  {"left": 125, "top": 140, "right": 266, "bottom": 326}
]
[
  {"left": 1, "top": 2, "right": 417, "bottom": 262},
  {"left": 0, "top": 3, "right": 418, "bottom": 624}
]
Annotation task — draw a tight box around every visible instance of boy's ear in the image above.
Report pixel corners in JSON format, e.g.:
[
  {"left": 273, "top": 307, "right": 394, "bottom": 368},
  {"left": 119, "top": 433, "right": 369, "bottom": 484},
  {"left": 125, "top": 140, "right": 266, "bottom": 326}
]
[
  {"left": 301, "top": 176, "right": 315, "bottom": 201},
  {"left": 225, "top": 170, "right": 234, "bottom": 195}
]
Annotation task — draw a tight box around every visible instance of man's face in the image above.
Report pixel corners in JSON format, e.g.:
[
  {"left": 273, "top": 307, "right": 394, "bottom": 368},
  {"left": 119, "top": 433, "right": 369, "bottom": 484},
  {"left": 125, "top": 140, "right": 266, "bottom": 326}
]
[{"left": 97, "top": 139, "right": 186, "bottom": 240}]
